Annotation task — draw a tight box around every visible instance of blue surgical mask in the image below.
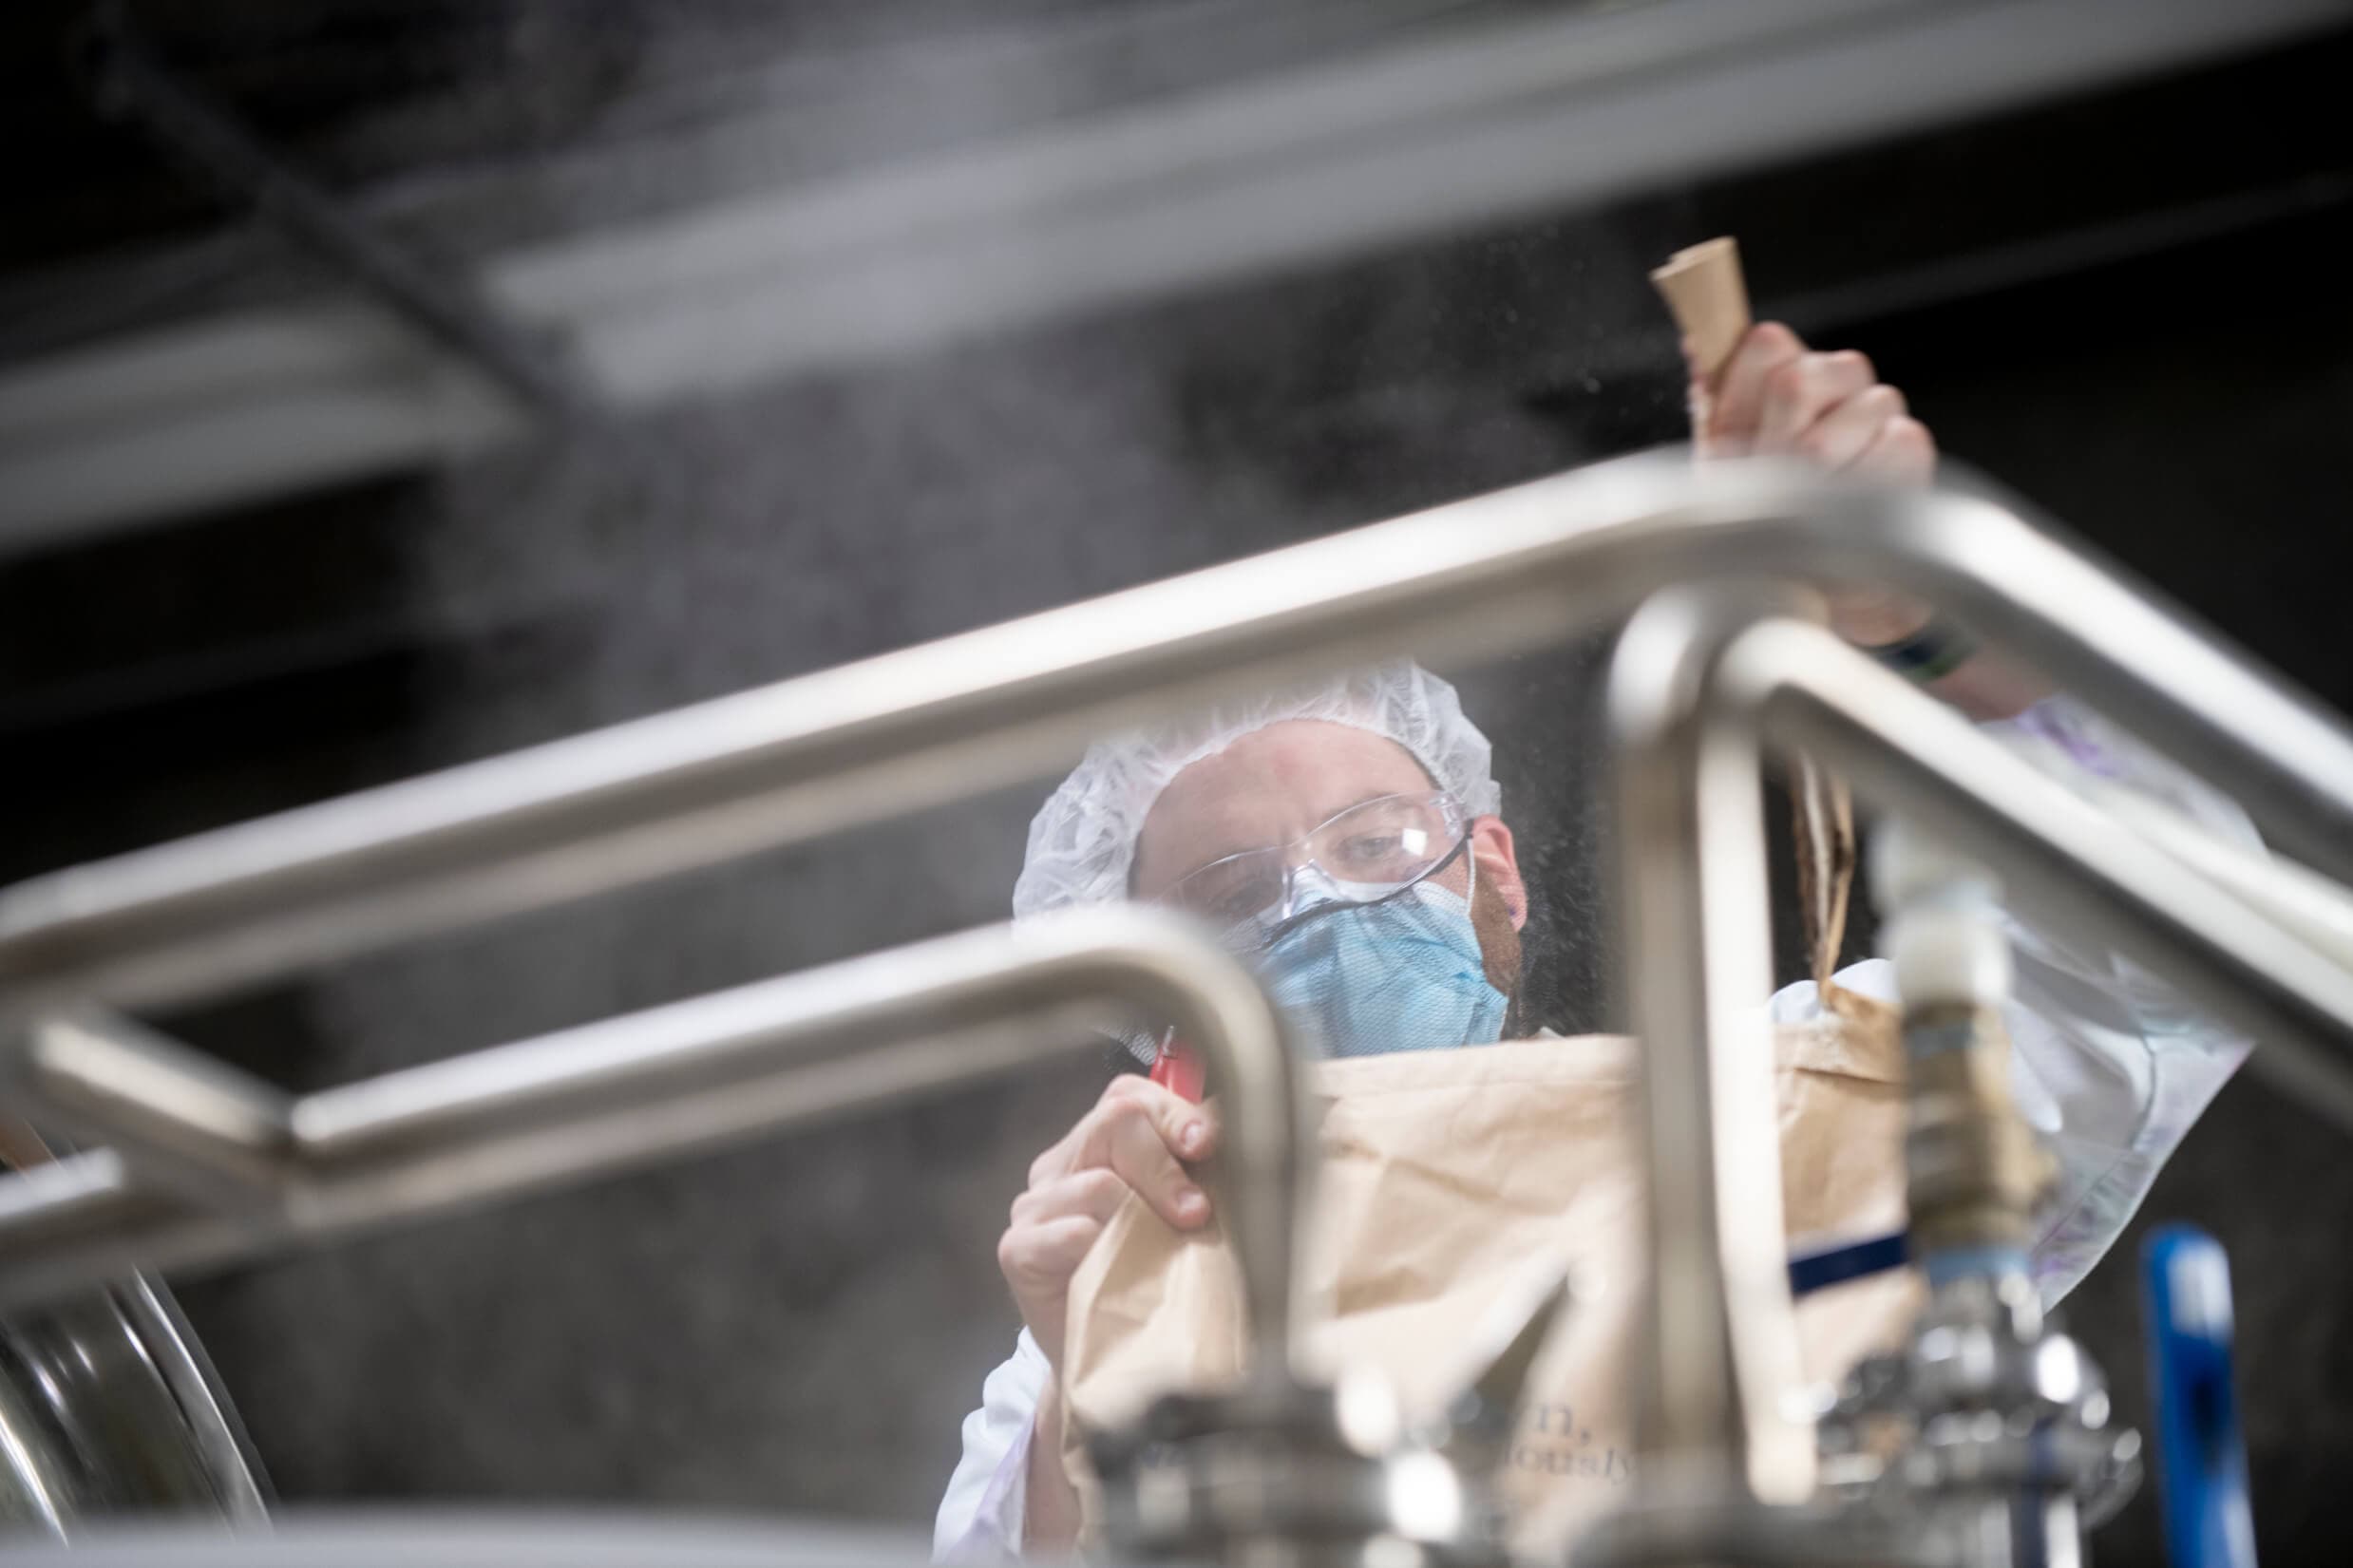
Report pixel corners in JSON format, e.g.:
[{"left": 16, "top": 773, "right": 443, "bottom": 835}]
[{"left": 1257, "top": 881, "right": 1509, "bottom": 1059}]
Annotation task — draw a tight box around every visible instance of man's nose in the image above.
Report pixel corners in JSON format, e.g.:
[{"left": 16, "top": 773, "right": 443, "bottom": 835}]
[{"left": 1283, "top": 860, "right": 1343, "bottom": 915}]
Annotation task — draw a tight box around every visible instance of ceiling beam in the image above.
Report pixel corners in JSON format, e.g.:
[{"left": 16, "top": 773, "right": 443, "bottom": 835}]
[{"left": 3, "top": 0, "right": 2343, "bottom": 552}]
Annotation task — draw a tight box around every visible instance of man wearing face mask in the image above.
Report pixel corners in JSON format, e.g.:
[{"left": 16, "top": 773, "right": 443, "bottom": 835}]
[{"left": 935, "top": 327, "right": 2262, "bottom": 1558}]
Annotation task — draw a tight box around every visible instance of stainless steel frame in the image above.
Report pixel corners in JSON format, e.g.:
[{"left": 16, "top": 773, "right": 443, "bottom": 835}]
[
  {"left": 1599, "top": 589, "right": 2353, "bottom": 1564},
  {"left": 5, "top": 452, "right": 2353, "bottom": 1559},
  {"left": 1, "top": 913, "right": 1310, "bottom": 1380}
]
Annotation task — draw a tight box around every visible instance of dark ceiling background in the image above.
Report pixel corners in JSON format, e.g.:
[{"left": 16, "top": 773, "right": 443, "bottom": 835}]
[{"left": 3, "top": 5, "right": 2350, "bottom": 1561}]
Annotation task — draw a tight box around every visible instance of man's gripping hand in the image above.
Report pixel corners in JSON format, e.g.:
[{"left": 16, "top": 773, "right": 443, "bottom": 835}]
[{"left": 997, "top": 1074, "right": 1218, "bottom": 1372}]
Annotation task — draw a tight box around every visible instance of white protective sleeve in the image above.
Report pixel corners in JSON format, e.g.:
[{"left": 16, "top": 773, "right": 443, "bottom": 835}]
[
  {"left": 934, "top": 693, "right": 2259, "bottom": 1557},
  {"left": 934, "top": 1327, "right": 1051, "bottom": 1561}
]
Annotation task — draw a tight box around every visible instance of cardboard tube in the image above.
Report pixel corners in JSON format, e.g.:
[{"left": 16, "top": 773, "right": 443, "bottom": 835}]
[
  {"left": 1649, "top": 236, "right": 1752, "bottom": 384},
  {"left": 1652, "top": 236, "right": 1874, "bottom": 1019}
]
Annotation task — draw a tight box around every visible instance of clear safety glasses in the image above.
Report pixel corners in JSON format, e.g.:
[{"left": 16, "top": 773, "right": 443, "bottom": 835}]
[{"left": 1157, "top": 789, "right": 1472, "bottom": 948}]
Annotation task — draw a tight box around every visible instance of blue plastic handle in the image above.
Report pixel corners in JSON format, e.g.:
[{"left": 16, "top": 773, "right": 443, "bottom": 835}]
[{"left": 2142, "top": 1225, "right": 2257, "bottom": 1568}]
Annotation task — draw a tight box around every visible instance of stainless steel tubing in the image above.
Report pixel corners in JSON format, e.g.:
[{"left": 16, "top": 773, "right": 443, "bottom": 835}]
[
  {"left": 1723, "top": 617, "right": 2353, "bottom": 1128},
  {"left": 2070, "top": 784, "right": 2353, "bottom": 972},
  {"left": 1825, "top": 483, "right": 2353, "bottom": 888},
  {"left": 1605, "top": 587, "right": 1818, "bottom": 1510},
  {"left": 6, "top": 455, "right": 2352, "bottom": 1029},
  {"left": 19, "top": 1011, "right": 293, "bottom": 1208},
  {"left": 0, "top": 909, "right": 1311, "bottom": 1351}
]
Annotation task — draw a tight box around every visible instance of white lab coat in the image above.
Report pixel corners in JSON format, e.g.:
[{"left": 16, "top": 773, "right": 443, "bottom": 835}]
[{"left": 933, "top": 696, "right": 2259, "bottom": 1559}]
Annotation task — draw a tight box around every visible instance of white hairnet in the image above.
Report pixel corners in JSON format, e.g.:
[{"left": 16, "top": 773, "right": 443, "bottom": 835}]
[{"left": 1013, "top": 663, "right": 1503, "bottom": 918}]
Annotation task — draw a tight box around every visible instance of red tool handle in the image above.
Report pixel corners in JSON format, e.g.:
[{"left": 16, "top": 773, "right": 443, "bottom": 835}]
[{"left": 1150, "top": 1034, "right": 1205, "bottom": 1102}]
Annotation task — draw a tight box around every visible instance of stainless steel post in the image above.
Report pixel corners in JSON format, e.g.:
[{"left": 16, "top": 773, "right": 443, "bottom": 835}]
[{"left": 1605, "top": 587, "right": 1816, "bottom": 1509}]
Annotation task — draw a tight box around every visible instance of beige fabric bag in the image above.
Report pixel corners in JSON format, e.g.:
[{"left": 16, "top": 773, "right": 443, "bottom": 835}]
[{"left": 1058, "top": 1020, "right": 1921, "bottom": 1544}]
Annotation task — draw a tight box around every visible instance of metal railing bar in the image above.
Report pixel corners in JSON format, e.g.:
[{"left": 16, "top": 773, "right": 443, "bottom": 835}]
[
  {"left": 1731, "top": 618, "right": 2353, "bottom": 1125},
  {"left": 0, "top": 911, "right": 1308, "bottom": 1331},
  {"left": 5, "top": 456, "right": 2349, "bottom": 1028}
]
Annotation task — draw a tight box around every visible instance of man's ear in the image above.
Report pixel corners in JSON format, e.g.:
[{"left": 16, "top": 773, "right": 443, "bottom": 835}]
[{"left": 1469, "top": 816, "right": 1528, "bottom": 930}]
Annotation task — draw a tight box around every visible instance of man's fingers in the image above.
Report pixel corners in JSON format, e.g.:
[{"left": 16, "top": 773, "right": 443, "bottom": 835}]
[
  {"left": 1706, "top": 322, "right": 1805, "bottom": 449},
  {"left": 998, "top": 1214, "right": 1105, "bottom": 1298},
  {"left": 1076, "top": 1075, "right": 1217, "bottom": 1166},
  {"left": 1101, "top": 1077, "right": 1218, "bottom": 1225},
  {"left": 1849, "top": 412, "right": 1938, "bottom": 485},
  {"left": 1755, "top": 350, "right": 1876, "bottom": 453},
  {"left": 1106, "top": 1104, "right": 1212, "bottom": 1231},
  {"left": 1023, "top": 1074, "right": 1218, "bottom": 1234},
  {"left": 1105, "top": 1071, "right": 1216, "bottom": 1145},
  {"left": 1798, "top": 384, "right": 1907, "bottom": 470},
  {"left": 1125, "top": 1076, "right": 1218, "bottom": 1162},
  {"left": 1027, "top": 1073, "right": 1153, "bottom": 1185},
  {"left": 1012, "top": 1168, "right": 1131, "bottom": 1228}
]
